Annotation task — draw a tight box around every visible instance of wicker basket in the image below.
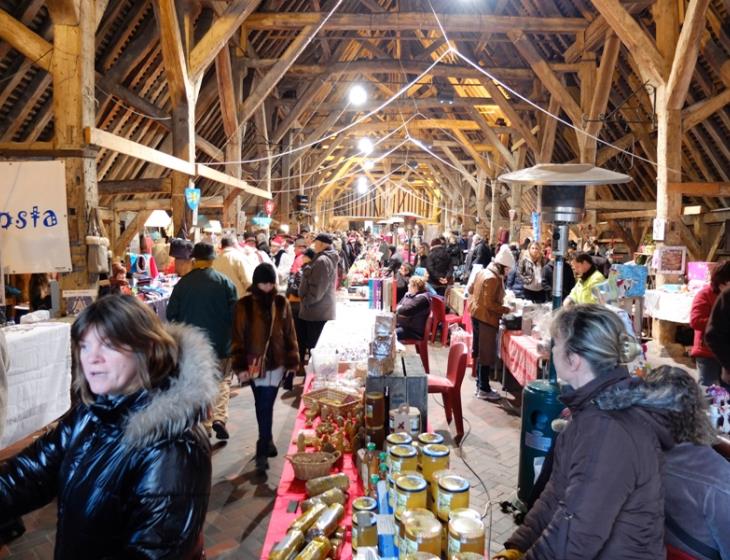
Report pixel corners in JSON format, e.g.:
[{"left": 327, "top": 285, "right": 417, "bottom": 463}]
[
  {"left": 303, "top": 388, "right": 361, "bottom": 416},
  {"left": 286, "top": 451, "right": 342, "bottom": 481}
]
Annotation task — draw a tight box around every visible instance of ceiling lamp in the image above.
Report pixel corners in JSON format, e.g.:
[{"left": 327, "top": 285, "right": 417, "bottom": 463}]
[
  {"left": 144, "top": 210, "right": 171, "bottom": 228},
  {"left": 362, "top": 159, "right": 375, "bottom": 171},
  {"left": 348, "top": 84, "right": 368, "bottom": 106},
  {"left": 357, "top": 137, "right": 374, "bottom": 155},
  {"left": 357, "top": 176, "right": 368, "bottom": 194}
]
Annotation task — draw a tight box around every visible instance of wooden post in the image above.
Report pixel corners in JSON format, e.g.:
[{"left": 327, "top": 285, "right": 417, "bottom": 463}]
[
  {"left": 49, "top": 0, "right": 99, "bottom": 290},
  {"left": 489, "top": 178, "right": 499, "bottom": 246}
]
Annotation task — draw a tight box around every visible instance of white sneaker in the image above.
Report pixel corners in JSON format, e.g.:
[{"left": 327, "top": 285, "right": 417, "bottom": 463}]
[{"left": 476, "top": 389, "right": 502, "bottom": 402}]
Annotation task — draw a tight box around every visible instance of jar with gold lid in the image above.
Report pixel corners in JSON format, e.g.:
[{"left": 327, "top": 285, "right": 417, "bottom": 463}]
[
  {"left": 430, "top": 469, "right": 457, "bottom": 512},
  {"left": 397, "top": 508, "right": 435, "bottom": 550},
  {"left": 395, "top": 474, "right": 428, "bottom": 520},
  {"left": 448, "top": 510, "right": 485, "bottom": 558},
  {"left": 420, "top": 443, "right": 450, "bottom": 483},
  {"left": 352, "top": 496, "right": 377, "bottom": 514},
  {"left": 401, "top": 514, "right": 442, "bottom": 558},
  {"left": 386, "top": 432, "right": 413, "bottom": 453},
  {"left": 389, "top": 444, "right": 418, "bottom": 475},
  {"left": 352, "top": 511, "right": 377, "bottom": 551},
  {"left": 437, "top": 475, "right": 470, "bottom": 521}
]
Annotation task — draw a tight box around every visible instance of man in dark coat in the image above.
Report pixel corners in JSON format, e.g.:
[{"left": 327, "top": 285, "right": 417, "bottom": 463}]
[
  {"left": 167, "top": 242, "right": 238, "bottom": 440},
  {"left": 426, "top": 238, "right": 451, "bottom": 295},
  {"left": 298, "top": 233, "right": 339, "bottom": 361}
]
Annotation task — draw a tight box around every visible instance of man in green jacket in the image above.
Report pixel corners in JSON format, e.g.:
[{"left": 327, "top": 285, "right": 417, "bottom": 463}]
[{"left": 168, "top": 242, "right": 238, "bottom": 440}]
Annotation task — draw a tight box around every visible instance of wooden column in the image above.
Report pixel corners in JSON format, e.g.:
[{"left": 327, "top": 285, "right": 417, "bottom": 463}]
[
  {"left": 489, "top": 178, "right": 499, "bottom": 245},
  {"left": 474, "top": 169, "right": 488, "bottom": 239},
  {"left": 48, "top": 0, "right": 99, "bottom": 290}
]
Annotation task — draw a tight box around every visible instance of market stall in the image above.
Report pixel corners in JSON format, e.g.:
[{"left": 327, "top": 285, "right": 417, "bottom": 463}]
[
  {"left": 499, "top": 330, "right": 549, "bottom": 387},
  {"left": 0, "top": 322, "right": 72, "bottom": 449}
]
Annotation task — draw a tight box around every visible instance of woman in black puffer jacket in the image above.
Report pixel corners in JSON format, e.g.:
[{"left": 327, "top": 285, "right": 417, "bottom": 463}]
[{"left": 0, "top": 295, "right": 219, "bottom": 559}]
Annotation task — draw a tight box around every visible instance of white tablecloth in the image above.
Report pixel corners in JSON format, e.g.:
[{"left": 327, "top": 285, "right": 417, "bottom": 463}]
[
  {"left": 644, "top": 289, "right": 695, "bottom": 324},
  {"left": 1, "top": 322, "right": 72, "bottom": 449}
]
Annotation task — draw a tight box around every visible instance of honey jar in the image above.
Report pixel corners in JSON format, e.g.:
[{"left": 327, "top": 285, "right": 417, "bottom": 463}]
[
  {"left": 448, "top": 511, "right": 485, "bottom": 558},
  {"left": 395, "top": 474, "right": 428, "bottom": 520},
  {"left": 365, "top": 392, "right": 385, "bottom": 427},
  {"left": 420, "top": 443, "right": 450, "bottom": 483},
  {"left": 417, "top": 432, "right": 445, "bottom": 447},
  {"left": 401, "top": 514, "right": 442, "bottom": 558},
  {"left": 352, "top": 496, "right": 378, "bottom": 514},
  {"left": 352, "top": 511, "right": 378, "bottom": 551},
  {"left": 389, "top": 444, "right": 418, "bottom": 475},
  {"left": 267, "top": 529, "right": 304, "bottom": 559},
  {"left": 430, "top": 469, "right": 457, "bottom": 512},
  {"left": 437, "top": 475, "right": 470, "bottom": 521},
  {"left": 385, "top": 432, "right": 413, "bottom": 453},
  {"left": 397, "top": 508, "right": 435, "bottom": 550}
]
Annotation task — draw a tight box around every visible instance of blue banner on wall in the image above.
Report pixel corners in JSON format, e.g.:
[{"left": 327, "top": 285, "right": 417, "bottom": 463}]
[{"left": 531, "top": 211, "right": 541, "bottom": 241}]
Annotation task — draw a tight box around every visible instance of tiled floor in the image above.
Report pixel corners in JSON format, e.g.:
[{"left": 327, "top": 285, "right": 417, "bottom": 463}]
[{"left": 0, "top": 338, "right": 692, "bottom": 559}]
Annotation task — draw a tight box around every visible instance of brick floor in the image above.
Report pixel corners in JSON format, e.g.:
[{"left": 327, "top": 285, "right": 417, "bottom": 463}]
[{"left": 0, "top": 337, "right": 693, "bottom": 559}]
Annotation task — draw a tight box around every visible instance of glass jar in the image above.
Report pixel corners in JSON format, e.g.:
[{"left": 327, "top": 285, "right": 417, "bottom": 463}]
[
  {"left": 268, "top": 529, "right": 304, "bottom": 560},
  {"left": 415, "top": 432, "right": 445, "bottom": 459},
  {"left": 448, "top": 511, "right": 485, "bottom": 559},
  {"left": 352, "top": 511, "right": 377, "bottom": 551},
  {"left": 365, "top": 392, "right": 385, "bottom": 427},
  {"left": 352, "top": 496, "right": 378, "bottom": 514},
  {"left": 437, "top": 475, "right": 470, "bottom": 521},
  {"left": 389, "top": 444, "right": 418, "bottom": 475},
  {"left": 385, "top": 432, "right": 413, "bottom": 454},
  {"left": 395, "top": 474, "right": 428, "bottom": 520},
  {"left": 430, "top": 469, "right": 457, "bottom": 513},
  {"left": 401, "top": 515, "right": 442, "bottom": 558},
  {"left": 397, "top": 508, "right": 435, "bottom": 550},
  {"left": 420, "top": 444, "right": 450, "bottom": 483}
]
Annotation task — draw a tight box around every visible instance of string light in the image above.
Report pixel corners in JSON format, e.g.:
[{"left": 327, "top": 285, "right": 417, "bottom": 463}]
[
  {"left": 357, "top": 137, "right": 374, "bottom": 155},
  {"left": 348, "top": 84, "right": 368, "bottom": 106}
]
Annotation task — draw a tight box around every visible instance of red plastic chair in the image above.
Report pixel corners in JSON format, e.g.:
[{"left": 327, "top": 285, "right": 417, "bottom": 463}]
[
  {"left": 401, "top": 315, "right": 432, "bottom": 374},
  {"left": 427, "top": 342, "right": 468, "bottom": 443},
  {"left": 430, "top": 295, "right": 463, "bottom": 346}
]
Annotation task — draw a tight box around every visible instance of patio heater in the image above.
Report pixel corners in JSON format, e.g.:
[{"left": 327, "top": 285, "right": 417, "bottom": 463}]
[{"left": 499, "top": 163, "right": 631, "bottom": 506}]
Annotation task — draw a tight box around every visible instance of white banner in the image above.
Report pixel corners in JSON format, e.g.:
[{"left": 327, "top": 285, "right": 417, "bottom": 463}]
[{"left": 0, "top": 161, "right": 72, "bottom": 273}]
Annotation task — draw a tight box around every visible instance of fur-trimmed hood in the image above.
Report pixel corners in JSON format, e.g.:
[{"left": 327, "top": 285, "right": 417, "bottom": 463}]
[
  {"left": 593, "top": 374, "right": 684, "bottom": 414},
  {"left": 123, "top": 322, "right": 220, "bottom": 447}
]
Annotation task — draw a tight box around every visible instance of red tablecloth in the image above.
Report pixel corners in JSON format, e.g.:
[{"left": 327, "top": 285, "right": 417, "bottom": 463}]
[
  {"left": 501, "top": 330, "right": 547, "bottom": 386},
  {"left": 260, "top": 378, "right": 363, "bottom": 559}
]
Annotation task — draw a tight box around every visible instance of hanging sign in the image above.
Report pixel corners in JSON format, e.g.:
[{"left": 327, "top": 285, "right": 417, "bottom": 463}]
[
  {"left": 185, "top": 186, "right": 201, "bottom": 226},
  {"left": 0, "top": 161, "right": 71, "bottom": 273},
  {"left": 531, "top": 211, "right": 541, "bottom": 242}
]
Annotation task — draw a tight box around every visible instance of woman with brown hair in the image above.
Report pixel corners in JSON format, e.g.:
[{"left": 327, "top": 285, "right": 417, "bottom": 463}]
[
  {"left": 0, "top": 295, "right": 219, "bottom": 559},
  {"left": 231, "top": 263, "right": 299, "bottom": 474}
]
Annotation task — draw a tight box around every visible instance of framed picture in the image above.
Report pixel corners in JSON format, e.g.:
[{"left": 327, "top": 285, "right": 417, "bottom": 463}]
[
  {"left": 657, "top": 246, "right": 687, "bottom": 275},
  {"left": 63, "top": 289, "right": 96, "bottom": 317}
]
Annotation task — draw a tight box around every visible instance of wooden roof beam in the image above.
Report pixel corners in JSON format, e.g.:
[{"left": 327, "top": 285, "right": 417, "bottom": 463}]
[
  {"left": 153, "top": 0, "right": 193, "bottom": 107},
  {"left": 98, "top": 178, "right": 172, "bottom": 196},
  {"left": 243, "top": 12, "right": 588, "bottom": 34},
  {"left": 189, "top": 0, "right": 262, "bottom": 83},
  {"left": 0, "top": 8, "right": 53, "bottom": 71},
  {"left": 239, "top": 25, "right": 317, "bottom": 125},
  {"left": 665, "top": 0, "right": 711, "bottom": 110},
  {"left": 466, "top": 106, "right": 516, "bottom": 170},
  {"left": 478, "top": 77, "right": 540, "bottom": 155},
  {"left": 215, "top": 46, "right": 239, "bottom": 138},
  {"left": 682, "top": 88, "right": 730, "bottom": 131},
  {"left": 590, "top": 0, "right": 667, "bottom": 85},
  {"left": 452, "top": 129, "right": 493, "bottom": 177}
]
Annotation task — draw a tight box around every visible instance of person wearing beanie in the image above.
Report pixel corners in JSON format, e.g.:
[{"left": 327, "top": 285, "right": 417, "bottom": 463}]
[
  {"left": 168, "top": 238, "right": 194, "bottom": 277},
  {"left": 167, "top": 242, "right": 238, "bottom": 440},
  {"left": 468, "top": 244, "right": 515, "bottom": 401},
  {"left": 231, "top": 263, "right": 299, "bottom": 474}
]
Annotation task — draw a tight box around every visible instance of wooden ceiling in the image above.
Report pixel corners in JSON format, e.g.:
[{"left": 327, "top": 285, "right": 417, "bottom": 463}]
[{"left": 0, "top": 0, "right": 728, "bottom": 236}]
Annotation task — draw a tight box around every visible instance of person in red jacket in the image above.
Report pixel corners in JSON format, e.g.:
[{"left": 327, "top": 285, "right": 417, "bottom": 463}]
[{"left": 690, "top": 261, "right": 730, "bottom": 386}]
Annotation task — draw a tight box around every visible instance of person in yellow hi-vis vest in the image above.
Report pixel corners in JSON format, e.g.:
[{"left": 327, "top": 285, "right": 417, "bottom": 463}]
[{"left": 564, "top": 253, "right": 606, "bottom": 305}]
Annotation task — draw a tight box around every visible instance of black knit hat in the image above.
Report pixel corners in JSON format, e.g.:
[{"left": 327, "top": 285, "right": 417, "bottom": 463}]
[
  {"left": 252, "top": 263, "right": 277, "bottom": 285},
  {"left": 314, "top": 233, "right": 333, "bottom": 244},
  {"left": 192, "top": 242, "right": 215, "bottom": 261},
  {"left": 169, "top": 238, "right": 193, "bottom": 260}
]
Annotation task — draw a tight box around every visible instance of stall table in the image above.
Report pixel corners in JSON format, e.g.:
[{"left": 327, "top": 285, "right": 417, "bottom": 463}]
[
  {"left": 644, "top": 289, "right": 694, "bottom": 325},
  {"left": 1, "top": 322, "right": 72, "bottom": 449},
  {"left": 446, "top": 285, "right": 467, "bottom": 316},
  {"left": 260, "top": 376, "right": 362, "bottom": 559},
  {"left": 500, "top": 330, "right": 549, "bottom": 387}
]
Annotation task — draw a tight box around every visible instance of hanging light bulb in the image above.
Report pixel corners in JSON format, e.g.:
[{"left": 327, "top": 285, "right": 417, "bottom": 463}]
[
  {"left": 348, "top": 84, "right": 368, "bottom": 106},
  {"left": 357, "top": 176, "right": 368, "bottom": 194},
  {"left": 357, "top": 137, "right": 374, "bottom": 155},
  {"left": 362, "top": 159, "right": 375, "bottom": 171}
]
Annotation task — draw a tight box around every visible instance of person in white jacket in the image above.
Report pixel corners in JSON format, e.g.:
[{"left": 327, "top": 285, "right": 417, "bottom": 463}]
[{"left": 212, "top": 236, "right": 251, "bottom": 299}]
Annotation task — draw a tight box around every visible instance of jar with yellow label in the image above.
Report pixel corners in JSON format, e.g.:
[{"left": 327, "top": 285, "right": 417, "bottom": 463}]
[
  {"left": 352, "top": 496, "right": 378, "bottom": 514},
  {"left": 390, "top": 444, "right": 418, "bottom": 475},
  {"left": 352, "top": 511, "right": 377, "bottom": 551},
  {"left": 386, "top": 432, "right": 413, "bottom": 453},
  {"left": 395, "top": 474, "right": 428, "bottom": 520},
  {"left": 267, "top": 529, "right": 304, "bottom": 559},
  {"left": 420, "top": 444, "right": 450, "bottom": 483},
  {"left": 430, "top": 469, "right": 457, "bottom": 513},
  {"left": 415, "top": 432, "right": 445, "bottom": 461},
  {"left": 401, "top": 514, "right": 442, "bottom": 558},
  {"left": 448, "top": 511, "right": 485, "bottom": 559},
  {"left": 437, "top": 475, "right": 470, "bottom": 521},
  {"left": 397, "top": 508, "right": 435, "bottom": 550}
]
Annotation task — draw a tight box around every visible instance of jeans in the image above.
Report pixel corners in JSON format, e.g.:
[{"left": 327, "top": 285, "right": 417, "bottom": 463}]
[
  {"left": 251, "top": 384, "right": 279, "bottom": 450},
  {"left": 696, "top": 356, "right": 723, "bottom": 387}
]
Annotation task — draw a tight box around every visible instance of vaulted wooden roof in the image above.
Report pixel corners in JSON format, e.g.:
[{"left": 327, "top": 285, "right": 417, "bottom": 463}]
[{"left": 0, "top": 0, "right": 728, "bottom": 256}]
